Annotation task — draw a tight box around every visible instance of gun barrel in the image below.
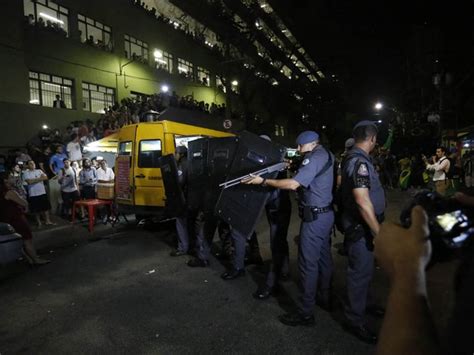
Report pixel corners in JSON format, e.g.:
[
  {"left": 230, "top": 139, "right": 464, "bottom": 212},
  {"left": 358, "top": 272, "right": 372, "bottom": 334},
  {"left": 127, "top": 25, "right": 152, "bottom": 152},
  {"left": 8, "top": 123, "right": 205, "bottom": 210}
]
[{"left": 218, "top": 162, "right": 287, "bottom": 189}]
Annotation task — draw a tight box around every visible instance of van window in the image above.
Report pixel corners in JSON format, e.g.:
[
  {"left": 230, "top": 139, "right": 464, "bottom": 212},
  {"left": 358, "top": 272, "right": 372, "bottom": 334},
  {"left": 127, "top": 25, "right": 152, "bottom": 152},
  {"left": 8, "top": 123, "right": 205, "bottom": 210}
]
[
  {"left": 139, "top": 139, "right": 162, "bottom": 167},
  {"left": 119, "top": 141, "right": 132, "bottom": 155},
  {"left": 174, "top": 135, "right": 205, "bottom": 149}
]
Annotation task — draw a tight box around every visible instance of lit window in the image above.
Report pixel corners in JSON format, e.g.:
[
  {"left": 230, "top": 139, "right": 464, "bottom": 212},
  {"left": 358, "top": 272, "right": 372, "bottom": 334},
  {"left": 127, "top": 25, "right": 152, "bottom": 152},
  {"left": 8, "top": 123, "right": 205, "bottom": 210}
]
[
  {"left": 23, "top": 0, "right": 69, "bottom": 36},
  {"left": 216, "top": 76, "right": 226, "bottom": 93},
  {"left": 78, "top": 14, "right": 112, "bottom": 51},
  {"left": 274, "top": 124, "right": 279, "bottom": 136},
  {"left": 124, "top": 34, "right": 148, "bottom": 62},
  {"left": 154, "top": 49, "right": 173, "bottom": 74},
  {"left": 197, "top": 67, "right": 210, "bottom": 86},
  {"left": 29, "top": 71, "right": 73, "bottom": 109},
  {"left": 82, "top": 82, "right": 115, "bottom": 113},
  {"left": 177, "top": 58, "right": 194, "bottom": 80}
]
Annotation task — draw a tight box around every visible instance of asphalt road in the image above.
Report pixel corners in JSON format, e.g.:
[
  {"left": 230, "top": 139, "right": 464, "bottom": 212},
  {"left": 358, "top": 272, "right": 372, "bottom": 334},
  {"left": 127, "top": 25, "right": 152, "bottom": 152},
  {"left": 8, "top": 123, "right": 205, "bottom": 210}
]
[{"left": 0, "top": 190, "right": 457, "bottom": 354}]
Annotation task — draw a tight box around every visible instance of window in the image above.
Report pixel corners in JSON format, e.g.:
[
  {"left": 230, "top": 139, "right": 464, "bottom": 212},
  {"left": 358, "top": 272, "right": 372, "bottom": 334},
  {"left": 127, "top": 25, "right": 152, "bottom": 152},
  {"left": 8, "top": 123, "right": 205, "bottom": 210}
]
[
  {"left": 119, "top": 141, "right": 133, "bottom": 156},
  {"left": 177, "top": 58, "right": 194, "bottom": 80},
  {"left": 153, "top": 49, "right": 173, "bottom": 74},
  {"left": 124, "top": 34, "right": 148, "bottom": 62},
  {"left": 197, "top": 67, "right": 210, "bottom": 86},
  {"left": 139, "top": 140, "right": 162, "bottom": 168},
  {"left": 29, "top": 71, "right": 73, "bottom": 108},
  {"left": 23, "top": 0, "right": 69, "bottom": 36},
  {"left": 82, "top": 82, "right": 115, "bottom": 113},
  {"left": 78, "top": 14, "right": 112, "bottom": 51}
]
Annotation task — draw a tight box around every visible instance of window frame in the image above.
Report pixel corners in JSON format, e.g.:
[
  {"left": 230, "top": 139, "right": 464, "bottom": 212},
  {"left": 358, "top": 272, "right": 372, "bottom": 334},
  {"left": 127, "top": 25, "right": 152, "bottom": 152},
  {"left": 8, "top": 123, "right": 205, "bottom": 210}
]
[
  {"left": 177, "top": 58, "right": 194, "bottom": 80},
  {"left": 78, "top": 13, "right": 112, "bottom": 51},
  {"left": 82, "top": 82, "right": 115, "bottom": 113},
  {"left": 124, "top": 33, "right": 149, "bottom": 61},
  {"left": 28, "top": 70, "right": 74, "bottom": 109},
  {"left": 23, "top": 0, "right": 69, "bottom": 36},
  {"left": 138, "top": 139, "right": 162, "bottom": 168}
]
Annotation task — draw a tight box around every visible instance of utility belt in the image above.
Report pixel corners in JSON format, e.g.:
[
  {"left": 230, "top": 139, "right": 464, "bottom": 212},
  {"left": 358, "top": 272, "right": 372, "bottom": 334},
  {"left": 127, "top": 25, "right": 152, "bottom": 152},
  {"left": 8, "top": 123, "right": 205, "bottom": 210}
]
[{"left": 298, "top": 205, "right": 333, "bottom": 222}]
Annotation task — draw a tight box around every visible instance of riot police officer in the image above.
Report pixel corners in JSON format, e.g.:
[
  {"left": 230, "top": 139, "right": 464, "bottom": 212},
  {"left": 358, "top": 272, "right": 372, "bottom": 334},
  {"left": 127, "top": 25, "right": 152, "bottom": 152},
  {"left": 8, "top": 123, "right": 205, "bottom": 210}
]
[
  {"left": 340, "top": 121, "right": 385, "bottom": 343},
  {"left": 170, "top": 145, "right": 192, "bottom": 256},
  {"left": 244, "top": 130, "right": 334, "bottom": 326}
]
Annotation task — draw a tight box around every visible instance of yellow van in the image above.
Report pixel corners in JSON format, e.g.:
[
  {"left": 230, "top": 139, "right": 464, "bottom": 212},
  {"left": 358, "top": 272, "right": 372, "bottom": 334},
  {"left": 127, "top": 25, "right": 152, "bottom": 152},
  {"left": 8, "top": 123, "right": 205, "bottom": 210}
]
[{"left": 114, "top": 120, "right": 233, "bottom": 218}]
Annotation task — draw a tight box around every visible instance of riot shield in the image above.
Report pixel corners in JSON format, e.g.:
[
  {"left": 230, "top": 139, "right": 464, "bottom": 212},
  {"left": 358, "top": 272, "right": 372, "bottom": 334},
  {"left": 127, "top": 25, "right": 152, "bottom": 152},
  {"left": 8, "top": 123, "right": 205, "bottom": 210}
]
[
  {"left": 159, "top": 154, "right": 186, "bottom": 217},
  {"left": 215, "top": 131, "right": 286, "bottom": 238},
  {"left": 187, "top": 136, "right": 239, "bottom": 212}
]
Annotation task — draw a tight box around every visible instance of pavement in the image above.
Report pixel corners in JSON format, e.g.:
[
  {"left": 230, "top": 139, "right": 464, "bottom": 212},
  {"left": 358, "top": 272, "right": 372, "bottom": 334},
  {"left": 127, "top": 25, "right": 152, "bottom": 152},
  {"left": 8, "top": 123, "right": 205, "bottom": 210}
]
[{"left": 0, "top": 190, "right": 458, "bottom": 354}]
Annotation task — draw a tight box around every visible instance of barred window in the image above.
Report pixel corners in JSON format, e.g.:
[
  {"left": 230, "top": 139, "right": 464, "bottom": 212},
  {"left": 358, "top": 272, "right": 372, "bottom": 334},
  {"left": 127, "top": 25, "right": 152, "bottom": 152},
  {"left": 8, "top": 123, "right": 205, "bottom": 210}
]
[
  {"left": 23, "top": 0, "right": 69, "bottom": 36},
  {"left": 29, "top": 71, "right": 73, "bottom": 109},
  {"left": 124, "top": 34, "right": 149, "bottom": 62},
  {"left": 78, "top": 14, "right": 112, "bottom": 51},
  {"left": 82, "top": 82, "right": 115, "bottom": 113},
  {"left": 177, "top": 58, "right": 194, "bottom": 80},
  {"left": 154, "top": 49, "right": 173, "bottom": 74},
  {"left": 197, "top": 67, "right": 210, "bottom": 87}
]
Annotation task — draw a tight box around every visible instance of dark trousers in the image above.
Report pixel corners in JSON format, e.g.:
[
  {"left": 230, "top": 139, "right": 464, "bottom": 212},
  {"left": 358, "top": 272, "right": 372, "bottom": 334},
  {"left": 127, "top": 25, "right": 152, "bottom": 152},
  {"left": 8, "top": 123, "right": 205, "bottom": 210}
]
[
  {"left": 298, "top": 211, "right": 334, "bottom": 316},
  {"left": 195, "top": 211, "right": 219, "bottom": 261},
  {"left": 344, "top": 235, "right": 374, "bottom": 326},
  {"left": 265, "top": 206, "right": 291, "bottom": 288}
]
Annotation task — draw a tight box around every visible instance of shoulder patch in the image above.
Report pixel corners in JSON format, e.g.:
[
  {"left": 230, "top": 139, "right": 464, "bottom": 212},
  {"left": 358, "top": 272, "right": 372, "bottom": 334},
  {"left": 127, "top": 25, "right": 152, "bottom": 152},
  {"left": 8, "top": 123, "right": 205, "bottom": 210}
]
[
  {"left": 302, "top": 158, "right": 310, "bottom": 166},
  {"left": 357, "top": 163, "right": 369, "bottom": 176}
]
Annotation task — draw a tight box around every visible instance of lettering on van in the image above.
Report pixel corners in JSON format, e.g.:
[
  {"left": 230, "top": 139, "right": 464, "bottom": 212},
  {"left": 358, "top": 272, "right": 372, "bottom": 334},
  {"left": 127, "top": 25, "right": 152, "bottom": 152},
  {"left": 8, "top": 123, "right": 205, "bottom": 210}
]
[{"left": 148, "top": 176, "right": 161, "bottom": 180}]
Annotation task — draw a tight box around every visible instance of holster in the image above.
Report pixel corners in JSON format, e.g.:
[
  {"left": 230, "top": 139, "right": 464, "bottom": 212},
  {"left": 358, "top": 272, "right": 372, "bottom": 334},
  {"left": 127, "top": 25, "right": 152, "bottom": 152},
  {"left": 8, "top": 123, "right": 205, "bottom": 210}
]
[{"left": 298, "top": 206, "right": 318, "bottom": 222}]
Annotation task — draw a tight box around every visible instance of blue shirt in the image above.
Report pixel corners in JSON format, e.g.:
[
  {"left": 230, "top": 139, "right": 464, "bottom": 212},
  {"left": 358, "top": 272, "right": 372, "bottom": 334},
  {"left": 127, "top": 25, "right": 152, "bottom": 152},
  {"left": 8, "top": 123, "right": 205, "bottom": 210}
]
[
  {"left": 293, "top": 145, "right": 334, "bottom": 207},
  {"left": 49, "top": 153, "right": 67, "bottom": 175},
  {"left": 79, "top": 167, "right": 98, "bottom": 187},
  {"left": 341, "top": 147, "right": 385, "bottom": 224}
]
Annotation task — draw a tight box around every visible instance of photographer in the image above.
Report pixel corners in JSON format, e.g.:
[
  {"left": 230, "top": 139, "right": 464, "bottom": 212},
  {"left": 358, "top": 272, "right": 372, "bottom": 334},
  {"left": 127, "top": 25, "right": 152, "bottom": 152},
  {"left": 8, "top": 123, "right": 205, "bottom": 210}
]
[{"left": 375, "top": 193, "right": 474, "bottom": 355}]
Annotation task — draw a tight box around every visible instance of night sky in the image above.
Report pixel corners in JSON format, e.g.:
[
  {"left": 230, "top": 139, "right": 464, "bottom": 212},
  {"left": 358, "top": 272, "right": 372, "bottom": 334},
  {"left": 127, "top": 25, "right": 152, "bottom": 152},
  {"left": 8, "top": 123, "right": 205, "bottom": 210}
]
[{"left": 272, "top": 0, "right": 473, "bottom": 117}]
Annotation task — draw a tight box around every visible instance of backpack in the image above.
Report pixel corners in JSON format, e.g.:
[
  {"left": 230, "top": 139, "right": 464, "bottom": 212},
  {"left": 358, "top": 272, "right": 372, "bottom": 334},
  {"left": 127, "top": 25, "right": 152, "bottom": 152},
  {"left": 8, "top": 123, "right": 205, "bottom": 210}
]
[{"left": 440, "top": 157, "right": 455, "bottom": 179}]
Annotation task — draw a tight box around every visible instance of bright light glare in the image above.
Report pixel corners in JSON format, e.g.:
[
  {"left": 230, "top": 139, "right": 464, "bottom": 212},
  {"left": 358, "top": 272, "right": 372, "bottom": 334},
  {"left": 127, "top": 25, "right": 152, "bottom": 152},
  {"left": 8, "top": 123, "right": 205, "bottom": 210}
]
[
  {"left": 39, "top": 12, "right": 64, "bottom": 25},
  {"left": 161, "top": 85, "right": 169, "bottom": 93},
  {"left": 42, "top": 124, "right": 48, "bottom": 130},
  {"left": 153, "top": 50, "right": 163, "bottom": 58},
  {"left": 374, "top": 102, "right": 383, "bottom": 110},
  {"left": 377, "top": 120, "right": 382, "bottom": 123},
  {"left": 231, "top": 80, "right": 238, "bottom": 86},
  {"left": 464, "top": 143, "right": 470, "bottom": 148}
]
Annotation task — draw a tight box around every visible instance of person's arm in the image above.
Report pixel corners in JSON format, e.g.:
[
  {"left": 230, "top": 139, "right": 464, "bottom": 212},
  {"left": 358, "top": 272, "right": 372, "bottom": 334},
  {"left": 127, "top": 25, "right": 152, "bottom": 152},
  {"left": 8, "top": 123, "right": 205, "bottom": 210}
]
[
  {"left": 375, "top": 206, "right": 440, "bottom": 355},
  {"left": 242, "top": 174, "right": 300, "bottom": 190},
  {"left": 5, "top": 190, "right": 28, "bottom": 208},
  {"left": 353, "top": 188, "right": 380, "bottom": 235}
]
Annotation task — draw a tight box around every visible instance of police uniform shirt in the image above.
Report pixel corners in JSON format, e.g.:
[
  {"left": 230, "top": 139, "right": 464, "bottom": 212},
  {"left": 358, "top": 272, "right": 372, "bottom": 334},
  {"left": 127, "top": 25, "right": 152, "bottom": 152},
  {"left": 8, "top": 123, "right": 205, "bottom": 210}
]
[
  {"left": 342, "top": 147, "right": 385, "bottom": 218},
  {"left": 293, "top": 145, "right": 334, "bottom": 207}
]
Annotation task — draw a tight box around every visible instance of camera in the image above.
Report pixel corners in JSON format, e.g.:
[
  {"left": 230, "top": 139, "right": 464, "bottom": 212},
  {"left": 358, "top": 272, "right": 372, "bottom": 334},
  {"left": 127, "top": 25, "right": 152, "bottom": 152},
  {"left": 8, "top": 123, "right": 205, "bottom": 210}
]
[{"left": 400, "top": 190, "right": 474, "bottom": 250}]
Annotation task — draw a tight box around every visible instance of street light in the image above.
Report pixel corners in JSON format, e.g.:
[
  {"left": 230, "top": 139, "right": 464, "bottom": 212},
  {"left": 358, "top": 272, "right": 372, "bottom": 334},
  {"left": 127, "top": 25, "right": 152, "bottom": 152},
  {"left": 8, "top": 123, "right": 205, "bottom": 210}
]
[
  {"left": 161, "top": 84, "right": 169, "bottom": 93},
  {"left": 231, "top": 80, "right": 238, "bottom": 86},
  {"left": 374, "top": 102, "right": 383, "bottom": 110}
]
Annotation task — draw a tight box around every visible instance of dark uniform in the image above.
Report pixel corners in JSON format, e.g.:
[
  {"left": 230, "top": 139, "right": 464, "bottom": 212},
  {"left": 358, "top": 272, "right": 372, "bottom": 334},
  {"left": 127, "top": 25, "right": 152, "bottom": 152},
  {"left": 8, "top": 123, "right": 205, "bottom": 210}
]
[
  {"left": 262, "top": 172, "right": 292, "bottom": 289},
  {"left": 293, "top": 144, "right": 335, "bottom": 317},
  {"left": 341, "top": 146, "right": 385, "bottom": 327},
  {"left": 174, "top": 150, "right": 190, "bottom": 254}
]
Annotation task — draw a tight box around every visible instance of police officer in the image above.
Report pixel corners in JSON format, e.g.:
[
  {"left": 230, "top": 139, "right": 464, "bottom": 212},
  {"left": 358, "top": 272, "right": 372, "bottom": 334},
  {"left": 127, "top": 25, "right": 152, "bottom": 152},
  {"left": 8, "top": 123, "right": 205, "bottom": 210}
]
[
  {"left": 244, "top": 131, "right": 334, "bottom": 326},
  {"left": 170, "top": 145, "right": 192, "bottom": 256},
  {"left": 340, "top": 121, "right": 385, "bottom": 343}
]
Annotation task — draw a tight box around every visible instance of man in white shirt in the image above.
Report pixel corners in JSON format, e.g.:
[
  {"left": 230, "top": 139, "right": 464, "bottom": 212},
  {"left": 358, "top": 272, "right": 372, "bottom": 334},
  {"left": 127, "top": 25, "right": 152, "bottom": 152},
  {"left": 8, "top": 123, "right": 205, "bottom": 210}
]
[
  {"left": 22, "top": 160, "right": 54, "bottom": 227},
  {"left": 97, "top": 159, "right": 115, "bottom": 182},
  {"left": 66, "top": 133, "right": 83, "bottom": 167},
  {"left": 423, "top": 146, "right": 450, "bottom": 196},
  {"left": 58, "top": 158, "right": 79, "bottom": 219}
]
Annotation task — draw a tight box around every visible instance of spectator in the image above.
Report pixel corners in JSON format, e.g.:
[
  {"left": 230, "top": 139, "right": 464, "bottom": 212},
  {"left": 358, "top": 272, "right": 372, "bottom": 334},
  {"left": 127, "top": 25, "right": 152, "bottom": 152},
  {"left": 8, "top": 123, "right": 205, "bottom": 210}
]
[
  {"left": 58, "top": 158, "right": 79, "bottom": 219},
  {"left": 66, "top": 133, "right": 83, "bottom": 166},
  {"left": 52, "top": 94, "right": 66, "bottom": 109},
  {"left": 22, "top": 160, "right": 54, "bottom": 227},
  {"left": 8, "top": 164, "right": 27, "bottom": 201},
  {"left": 49, "top": 145, "right": 67, "bottom": 177},
  {"left": 79, "top": 158, "right": 97, "bottom": 200},
  {"left": 14, "top": 149, "right": 32, "bottom": 165},
  {"left": 38, "top": 146, "right": 54, "bottom": 179},
  {"left": 0, "top": 173, "right": 50, "bottom": 265}
]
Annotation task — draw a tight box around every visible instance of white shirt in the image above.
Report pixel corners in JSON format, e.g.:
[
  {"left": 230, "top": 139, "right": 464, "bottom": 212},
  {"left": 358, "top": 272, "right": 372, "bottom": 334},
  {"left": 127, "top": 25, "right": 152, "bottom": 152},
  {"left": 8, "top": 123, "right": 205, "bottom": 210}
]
[
  {"left": 67, "top": 141, "right": 82, "bottom": 162},
  {"left": 59, "top": 167, "right": 78, "bottom": 192},
  {"left": 97, "top": 167, "right": 115, "bottom": 182},
  {"left": 22, "top": 169, "right": 47, "bottom": 197},
  {"left": 426, "top": 156, "right": 450, "bottom": 181}
]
